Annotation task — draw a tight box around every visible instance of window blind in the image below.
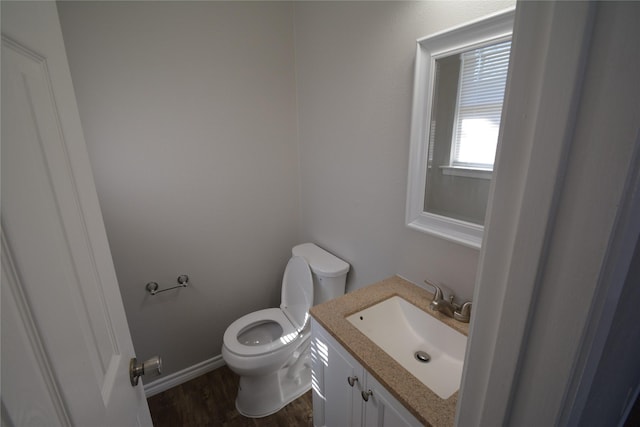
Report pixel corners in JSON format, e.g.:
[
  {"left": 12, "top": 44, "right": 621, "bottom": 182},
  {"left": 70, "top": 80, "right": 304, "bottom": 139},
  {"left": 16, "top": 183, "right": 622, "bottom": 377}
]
[{"left": 451, "top": 40, "right": 511, "bottom": 169}]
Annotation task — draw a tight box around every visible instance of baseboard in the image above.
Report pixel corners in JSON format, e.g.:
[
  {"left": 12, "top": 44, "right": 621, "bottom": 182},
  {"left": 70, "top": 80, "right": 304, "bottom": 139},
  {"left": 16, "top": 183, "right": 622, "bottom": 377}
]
[{"left": 144, "top": 355, "right": 226, "bottom": 398}]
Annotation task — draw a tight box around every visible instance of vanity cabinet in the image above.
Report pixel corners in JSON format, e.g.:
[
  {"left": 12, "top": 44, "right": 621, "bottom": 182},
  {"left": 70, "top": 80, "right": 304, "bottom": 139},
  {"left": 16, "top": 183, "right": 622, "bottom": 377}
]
[{"left": 311, "top": 319, "right": 422, "bottom": 427}]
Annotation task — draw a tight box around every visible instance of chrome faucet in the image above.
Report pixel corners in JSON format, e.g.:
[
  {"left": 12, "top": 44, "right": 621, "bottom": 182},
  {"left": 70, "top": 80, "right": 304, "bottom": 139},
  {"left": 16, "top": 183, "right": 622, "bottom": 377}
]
[{"left": 426, "top": 281, "right": 472, "bottom": 323}]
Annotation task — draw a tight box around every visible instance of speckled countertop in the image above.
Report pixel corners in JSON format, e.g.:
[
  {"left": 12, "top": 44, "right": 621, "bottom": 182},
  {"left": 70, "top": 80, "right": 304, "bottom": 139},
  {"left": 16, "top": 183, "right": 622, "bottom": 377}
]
[{"left": 309, "top": 276, "right": 469, "bottom": 427}]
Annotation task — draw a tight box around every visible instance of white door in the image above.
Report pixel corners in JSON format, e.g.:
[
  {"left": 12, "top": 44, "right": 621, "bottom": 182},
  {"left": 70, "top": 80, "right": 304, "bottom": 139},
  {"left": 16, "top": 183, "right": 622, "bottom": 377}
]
[{"left": 1, "top": 2, "right": 153, "bottom": 425}]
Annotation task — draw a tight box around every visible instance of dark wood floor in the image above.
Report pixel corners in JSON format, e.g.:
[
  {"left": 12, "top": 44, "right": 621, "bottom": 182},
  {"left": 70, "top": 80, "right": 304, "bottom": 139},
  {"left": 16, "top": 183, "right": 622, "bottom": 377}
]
[{"left": 147, "top": 365, "right": 313, "bottom": 427}]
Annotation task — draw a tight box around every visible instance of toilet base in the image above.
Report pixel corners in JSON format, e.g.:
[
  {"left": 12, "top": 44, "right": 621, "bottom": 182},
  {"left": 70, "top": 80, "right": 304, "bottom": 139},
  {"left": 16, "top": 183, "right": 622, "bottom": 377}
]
[{"left": 235, "top": 364, "right": 312, "bottom": 418}]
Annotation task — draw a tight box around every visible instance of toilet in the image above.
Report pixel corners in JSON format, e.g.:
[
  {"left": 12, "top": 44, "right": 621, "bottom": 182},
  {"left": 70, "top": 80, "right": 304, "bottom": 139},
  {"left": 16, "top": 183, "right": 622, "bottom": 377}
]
[{"left": 221, "top": 243, "right": 349, "bottom": 418}]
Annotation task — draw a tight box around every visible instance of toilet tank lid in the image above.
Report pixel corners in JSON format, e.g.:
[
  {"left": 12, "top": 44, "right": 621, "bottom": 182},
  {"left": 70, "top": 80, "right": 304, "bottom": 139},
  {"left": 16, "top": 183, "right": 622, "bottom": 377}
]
[{"left": 292, "top": 243, "right": 350, "bottom": 278}]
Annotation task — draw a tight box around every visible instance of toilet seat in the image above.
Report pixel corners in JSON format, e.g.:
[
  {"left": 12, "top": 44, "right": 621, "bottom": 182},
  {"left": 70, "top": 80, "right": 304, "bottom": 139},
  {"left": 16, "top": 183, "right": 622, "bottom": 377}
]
[
  {"left": 223, "top": 256, "right": 313, "bottom": 358},
  {"left": 223, "top": 308, "right": 298, "bottom": 357}
]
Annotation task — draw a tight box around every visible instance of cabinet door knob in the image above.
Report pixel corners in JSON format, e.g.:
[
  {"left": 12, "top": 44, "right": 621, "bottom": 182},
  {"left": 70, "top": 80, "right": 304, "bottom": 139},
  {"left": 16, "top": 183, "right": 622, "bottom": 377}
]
[
  {"left": 361, "top": 389, "right": 373, "bottom": 402},
  {"left": 347, "top": 375, "right": 358, "bottom": 387}
]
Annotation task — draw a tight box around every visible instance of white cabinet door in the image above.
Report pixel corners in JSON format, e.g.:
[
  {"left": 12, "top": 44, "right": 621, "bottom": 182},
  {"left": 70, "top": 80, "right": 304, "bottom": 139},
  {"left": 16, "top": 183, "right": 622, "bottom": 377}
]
[
  {"left": 362, "top": 374, "right": 423, "bottom": 427},
  {"left": 1, "top": 2, "right": 152, "bottom": 425},
  {"left": 324, "top": 337, "right": 363, "bottom": 427},
  {"left": 312, "top": 320, "right": 363, "bottom": 427},
  {"left": 311, "top": 320, "right": 421, "bottom": 427}
]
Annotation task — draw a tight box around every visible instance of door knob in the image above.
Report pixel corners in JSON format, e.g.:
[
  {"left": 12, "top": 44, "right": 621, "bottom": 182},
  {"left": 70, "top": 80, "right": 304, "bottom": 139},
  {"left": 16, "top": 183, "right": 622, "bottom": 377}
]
[
  {"left": 129, "top": 356, "right": 162, "bottom": 386},
  {"left": 361, "top": 389, "right": 373, "bottom": 402},
  {"left": 347, "top": 375, "right": 358, "bottom": 387}
]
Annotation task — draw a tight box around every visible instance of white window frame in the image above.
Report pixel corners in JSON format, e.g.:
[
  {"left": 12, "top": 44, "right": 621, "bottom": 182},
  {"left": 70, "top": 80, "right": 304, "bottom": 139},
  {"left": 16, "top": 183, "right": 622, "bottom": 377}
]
[{"left": 406, "top": 8, "right": 514, "bottom": 249}]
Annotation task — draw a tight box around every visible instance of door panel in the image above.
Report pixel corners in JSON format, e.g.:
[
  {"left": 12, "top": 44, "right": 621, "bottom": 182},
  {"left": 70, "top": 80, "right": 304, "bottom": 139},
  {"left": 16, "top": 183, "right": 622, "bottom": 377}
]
[
  {"left": 1, "top": 243, "right": 71, "bottom": 426},
  {"left": 1, "top": 2, "right": 152, "bottom": 425},
  {"left": 323, "top": 337, "right": 362, "bottom": 427}
]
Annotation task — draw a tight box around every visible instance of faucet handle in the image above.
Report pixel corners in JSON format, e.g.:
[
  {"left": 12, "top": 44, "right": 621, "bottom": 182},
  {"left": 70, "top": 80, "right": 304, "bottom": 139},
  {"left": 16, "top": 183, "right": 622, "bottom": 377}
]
[{"left": 454, "top": 301, "right": 472, "bottom": 323}]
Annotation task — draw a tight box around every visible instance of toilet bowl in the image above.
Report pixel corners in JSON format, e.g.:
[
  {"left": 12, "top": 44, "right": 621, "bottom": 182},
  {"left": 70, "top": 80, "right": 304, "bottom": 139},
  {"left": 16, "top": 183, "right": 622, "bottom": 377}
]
[{"left": 222, "top": 244, "right": 349, "bottom": 418}]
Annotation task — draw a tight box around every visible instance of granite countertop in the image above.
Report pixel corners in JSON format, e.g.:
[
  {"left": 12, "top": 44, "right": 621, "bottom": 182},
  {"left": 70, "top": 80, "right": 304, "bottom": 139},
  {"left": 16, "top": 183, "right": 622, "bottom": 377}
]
[{"left": 309, "top": 276, "right": 470, "bottom": 427}]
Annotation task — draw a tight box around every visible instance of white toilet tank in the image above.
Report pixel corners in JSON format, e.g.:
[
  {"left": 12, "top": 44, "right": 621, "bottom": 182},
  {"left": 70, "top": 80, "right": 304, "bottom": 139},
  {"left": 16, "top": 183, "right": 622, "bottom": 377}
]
[{"left": 292, "top": 243, "right": 350, "bottom": 304}]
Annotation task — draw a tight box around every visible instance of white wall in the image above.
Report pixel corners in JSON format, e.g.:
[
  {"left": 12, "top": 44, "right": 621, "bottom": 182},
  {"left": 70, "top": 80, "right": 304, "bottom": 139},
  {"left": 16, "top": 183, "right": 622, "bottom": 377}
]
[
  {"left": 293, "top": 1, "right": 514, "bottom": 301},
  {"left": 58, "top": 1, "right": 300, "bottom": 376},
  {"left": 57, "top": 0, "right": 515, "bottom": 378},
  {"left": 458, "top": 1, "right": 640, "bottom": 425},
  {"left": 502, "top": 2, "right": 640, "bottom": 422}
]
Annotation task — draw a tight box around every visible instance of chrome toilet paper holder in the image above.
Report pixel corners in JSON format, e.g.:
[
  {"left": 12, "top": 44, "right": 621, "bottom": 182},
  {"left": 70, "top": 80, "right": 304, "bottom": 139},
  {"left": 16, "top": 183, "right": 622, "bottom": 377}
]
[{"left": 146, "top": 274, "right": 189, "bottom": 295}]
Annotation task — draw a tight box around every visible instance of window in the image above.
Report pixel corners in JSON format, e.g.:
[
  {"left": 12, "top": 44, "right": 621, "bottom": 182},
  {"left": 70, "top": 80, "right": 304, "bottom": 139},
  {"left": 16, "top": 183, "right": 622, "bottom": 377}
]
[
  {"left": 451, "top": 40, "right": 511, "bottom": 170},
  {"left": 406, "top": 7, "right": 514, "bottom": 247}
]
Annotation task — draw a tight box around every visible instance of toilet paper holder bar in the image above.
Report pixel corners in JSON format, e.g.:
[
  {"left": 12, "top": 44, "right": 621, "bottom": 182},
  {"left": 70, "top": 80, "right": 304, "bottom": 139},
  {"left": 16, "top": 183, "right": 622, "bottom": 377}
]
[{"left": 146, "top": 275, "right": 189, "bottom": 295}]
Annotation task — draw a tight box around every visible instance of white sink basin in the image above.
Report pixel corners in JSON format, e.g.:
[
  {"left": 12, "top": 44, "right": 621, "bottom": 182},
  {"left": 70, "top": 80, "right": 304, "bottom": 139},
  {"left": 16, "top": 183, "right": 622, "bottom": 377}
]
[{"left": 346, "top": 295, "right": 467, "bottom": 399}]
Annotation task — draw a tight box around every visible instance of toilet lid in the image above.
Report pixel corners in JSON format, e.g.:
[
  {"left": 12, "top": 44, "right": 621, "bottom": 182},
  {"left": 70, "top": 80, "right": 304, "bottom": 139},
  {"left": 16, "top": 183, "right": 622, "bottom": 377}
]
[{"left": 280, "top": 256, "right": 313, "bottom": 330}]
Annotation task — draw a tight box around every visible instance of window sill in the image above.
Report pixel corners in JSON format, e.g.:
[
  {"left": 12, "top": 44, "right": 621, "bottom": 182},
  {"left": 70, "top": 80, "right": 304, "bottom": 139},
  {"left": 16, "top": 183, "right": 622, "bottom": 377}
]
[{"left": 439, "top": 166, "right": 493, "bottom": 180}]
